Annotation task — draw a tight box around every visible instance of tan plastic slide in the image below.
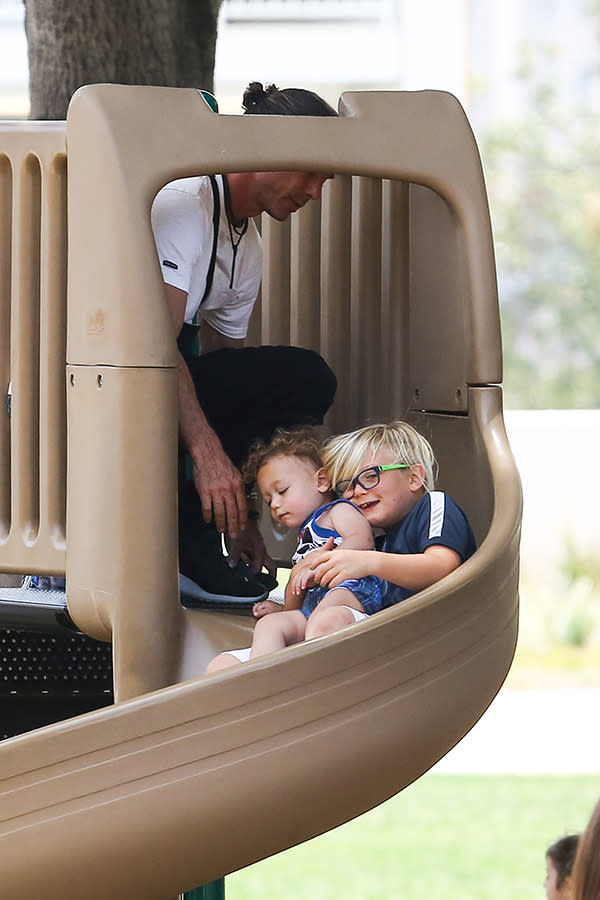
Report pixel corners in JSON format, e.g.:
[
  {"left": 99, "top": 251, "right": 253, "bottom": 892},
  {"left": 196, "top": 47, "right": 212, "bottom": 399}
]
[{"left": 0, "top": 86, "right": 521, "bottom": 899}]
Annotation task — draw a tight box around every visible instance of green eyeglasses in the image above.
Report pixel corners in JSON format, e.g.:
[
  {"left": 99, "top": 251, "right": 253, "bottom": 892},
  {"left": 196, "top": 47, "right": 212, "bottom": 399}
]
[{"left": 334, "top": 464, "right": 410, "bottom": 498}]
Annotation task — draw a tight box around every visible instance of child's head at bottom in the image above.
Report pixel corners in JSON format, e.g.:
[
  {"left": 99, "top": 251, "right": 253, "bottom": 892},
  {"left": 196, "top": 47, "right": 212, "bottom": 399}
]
[
  {"left": 545, "top": 834, "right": 579, "bottom": 900},
  {"left": 322, "top": 421, "right": 438, "bottom": 530},
  {"left": 244, "top": 427, "right": 333, "bottom": 529}
]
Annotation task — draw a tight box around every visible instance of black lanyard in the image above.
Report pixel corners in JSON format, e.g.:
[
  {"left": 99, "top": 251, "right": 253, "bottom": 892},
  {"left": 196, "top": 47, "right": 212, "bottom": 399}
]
[{"left": 222, "top": 174, "right": 248, "bottom": 289}]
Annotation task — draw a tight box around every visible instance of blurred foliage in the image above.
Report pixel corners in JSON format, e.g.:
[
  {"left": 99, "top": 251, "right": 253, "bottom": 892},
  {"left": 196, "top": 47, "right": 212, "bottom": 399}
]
[
  {"left": 549, "top": 576, "right": 599, "bottom": 648},
  {"left": 514, "top": 537, "right": 600, "bottom": 687},
  {"left": 481, "top": 43, "right": 600, "bottom": 409},
  {"left": 550, "top": 539, "right": 600, "bottom": 647}
]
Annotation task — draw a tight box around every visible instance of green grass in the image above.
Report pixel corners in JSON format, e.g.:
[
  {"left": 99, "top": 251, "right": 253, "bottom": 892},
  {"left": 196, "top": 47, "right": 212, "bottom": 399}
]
[{"left": 227, "top": 775, "right": 600, "bottom": 899}]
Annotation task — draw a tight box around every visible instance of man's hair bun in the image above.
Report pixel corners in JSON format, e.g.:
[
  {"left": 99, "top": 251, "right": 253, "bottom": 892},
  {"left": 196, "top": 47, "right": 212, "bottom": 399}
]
[
  {"left": 242, "top": 82, "right": 337, "bottom": 117},
  {"left": 242, "top": 82, "right": 279, "bottom": 111}
]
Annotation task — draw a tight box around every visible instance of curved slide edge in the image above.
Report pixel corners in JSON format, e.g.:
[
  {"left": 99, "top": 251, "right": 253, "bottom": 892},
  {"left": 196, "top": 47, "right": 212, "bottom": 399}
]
[{"left": 0, "top": 389, "right": 521, "bottom": 899}]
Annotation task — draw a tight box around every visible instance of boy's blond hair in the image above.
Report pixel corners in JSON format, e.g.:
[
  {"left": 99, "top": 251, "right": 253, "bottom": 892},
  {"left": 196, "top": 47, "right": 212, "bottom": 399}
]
[
  {"left": 243, "top": 426, "right": 325, "bottom": 483},
  {"left": 322, "top": 422, "right": 437, "bottom": 492}
]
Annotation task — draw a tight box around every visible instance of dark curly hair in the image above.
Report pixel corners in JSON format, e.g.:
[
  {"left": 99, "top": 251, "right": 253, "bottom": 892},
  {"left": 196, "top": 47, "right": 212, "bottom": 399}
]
[
  {"left": 547, "top": 833, "right": 579, "bottom": 888},
  {"left": 243, "top": 426, "right": 326, "bottom": 484},
  {"left": 242, "top": 82, "right": 337, "bottom": 117}
]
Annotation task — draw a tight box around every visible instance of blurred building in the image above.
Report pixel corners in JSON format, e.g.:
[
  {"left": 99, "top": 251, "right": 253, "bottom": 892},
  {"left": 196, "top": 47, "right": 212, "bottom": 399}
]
[
  {"left": 214, "top": 0, "right": 469, "bottom": 111},
  {"left": 1, "top": 0, "right": 597, "bottom": 120},
  {"left": 0, "top": 0, "right": 28, "bottom": 116},
  {"left": 214, "top": 0, "right": 599, "bottom": 116},
  {"left": 468, "top": 0, "right": 600, "bottom": 132}
]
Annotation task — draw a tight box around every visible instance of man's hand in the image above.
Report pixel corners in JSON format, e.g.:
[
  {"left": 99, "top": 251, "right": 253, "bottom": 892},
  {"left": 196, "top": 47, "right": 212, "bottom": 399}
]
[
  {"left": 191, "top": 439, "right": 247, "bottom": 538},
  {"left": 227, "top": 520, "right": 276, "bottom": 576}
]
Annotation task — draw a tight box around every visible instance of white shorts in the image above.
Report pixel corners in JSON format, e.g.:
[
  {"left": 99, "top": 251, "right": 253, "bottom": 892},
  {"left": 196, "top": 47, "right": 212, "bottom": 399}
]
[
  {"left": 224, "top": 647, "right": 252, "bottom": 663},
  {"left": 343, "top": 605, "right": 369, "bottom": 623},
  {"left": 221, "top": 606, "right": 368, "bottom": 663}
]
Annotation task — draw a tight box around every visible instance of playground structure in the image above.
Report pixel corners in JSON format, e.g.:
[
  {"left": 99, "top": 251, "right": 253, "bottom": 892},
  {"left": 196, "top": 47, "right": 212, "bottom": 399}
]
[{"left": 0, "top": 86, "right": 521, "bottom": 898}]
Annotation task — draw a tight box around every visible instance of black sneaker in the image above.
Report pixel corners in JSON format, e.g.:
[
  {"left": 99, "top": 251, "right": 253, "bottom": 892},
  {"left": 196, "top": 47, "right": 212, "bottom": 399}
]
[
  {"left": 178, "top": 481, "right": 277, "bottom": 607},
  {"left": 179, "top": 559, "right": 277, "bottom": 608}
]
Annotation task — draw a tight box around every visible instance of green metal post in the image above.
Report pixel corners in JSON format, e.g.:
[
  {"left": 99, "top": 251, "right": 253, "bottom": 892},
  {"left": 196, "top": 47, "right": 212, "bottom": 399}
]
[{"left": 183, "top": 879, "right": 225, "bottom": 900}]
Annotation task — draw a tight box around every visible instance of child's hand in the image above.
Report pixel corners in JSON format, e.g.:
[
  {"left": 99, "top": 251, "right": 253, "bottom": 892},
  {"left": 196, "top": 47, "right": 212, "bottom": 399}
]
[
  {"left": 289, "top": 537, "right": 335, "bottom": 595},
  {"left": 253, "top": 599, "right": 284, "bottom": 618},
  {"left": 310, "top": 548, "right": 373, "bottom": 588},
  {"left": 288, "top": 560, "right": 316, "bottom": 596}
]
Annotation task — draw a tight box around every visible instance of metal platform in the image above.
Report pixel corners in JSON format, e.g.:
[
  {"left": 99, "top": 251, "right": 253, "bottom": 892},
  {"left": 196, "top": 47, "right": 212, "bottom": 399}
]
[{"left": 0, "top": 584, "right": 76, "bottom": 633}]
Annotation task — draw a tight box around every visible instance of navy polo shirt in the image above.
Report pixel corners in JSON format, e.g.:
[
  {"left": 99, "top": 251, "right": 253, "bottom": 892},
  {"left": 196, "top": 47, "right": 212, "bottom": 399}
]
[{"left": 378, "top": 491, "right": 476, "bottom": 608}]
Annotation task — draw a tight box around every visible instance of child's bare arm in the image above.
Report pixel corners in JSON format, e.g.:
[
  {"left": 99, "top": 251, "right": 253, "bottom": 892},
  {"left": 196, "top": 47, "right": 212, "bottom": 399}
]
[
  {"left": 288, "top": 508, "right": 372, "bottom": 595},
  {"left": 371, "top": 545, "right": 461, "bottom": 591},
  {"left": 326, "top": 502, "right": 374, "bottom": 550},
  {"left": 284, "top": 575, "right": 303, "bottom": 611},
  {"left": 311, "top": 545, "right": 461, "bottom": 592}
]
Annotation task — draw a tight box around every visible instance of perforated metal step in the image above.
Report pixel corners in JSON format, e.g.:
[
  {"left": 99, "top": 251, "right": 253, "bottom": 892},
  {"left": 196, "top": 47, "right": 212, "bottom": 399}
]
[
  {"left": 0, "top": 586, "right": 114, "bottom": 739},
  {"left": 0, "top": 629, "right": 113, "bottom": 696}
]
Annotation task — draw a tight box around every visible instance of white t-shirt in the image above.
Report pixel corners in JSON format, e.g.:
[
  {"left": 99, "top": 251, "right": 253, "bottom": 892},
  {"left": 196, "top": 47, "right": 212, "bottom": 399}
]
[{"left": 151, "top": 175, "right": 262, "bottom": 339}]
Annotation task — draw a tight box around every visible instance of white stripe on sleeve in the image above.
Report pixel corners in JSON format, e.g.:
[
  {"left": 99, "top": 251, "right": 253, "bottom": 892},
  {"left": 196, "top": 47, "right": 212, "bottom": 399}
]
[{"left": 428, "top": 491, "right": 445, "bottom": 539}]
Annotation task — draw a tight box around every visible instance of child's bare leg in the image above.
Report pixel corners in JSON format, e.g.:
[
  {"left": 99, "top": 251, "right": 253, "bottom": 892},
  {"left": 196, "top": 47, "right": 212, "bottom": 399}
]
[
  {"left": 305, "top": 587, "right": 365, "bottom": 640},
  {"left": 205, "top": 651, "right": 247, "bottom": 674},
  {"left": 251, "top": 610, "right": 307, "bottom": 657}
]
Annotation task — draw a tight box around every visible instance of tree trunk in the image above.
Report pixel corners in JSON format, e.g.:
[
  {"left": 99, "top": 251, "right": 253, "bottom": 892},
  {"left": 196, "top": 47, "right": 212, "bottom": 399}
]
[{"left": 24, "top": 0, "right": 221, "bottom": 120}]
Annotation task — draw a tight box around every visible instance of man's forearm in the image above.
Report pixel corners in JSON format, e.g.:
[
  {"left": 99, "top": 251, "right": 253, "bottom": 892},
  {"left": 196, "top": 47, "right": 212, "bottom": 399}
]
[{"left": 176, "top": 350, "right": 223, "bottom": 465}]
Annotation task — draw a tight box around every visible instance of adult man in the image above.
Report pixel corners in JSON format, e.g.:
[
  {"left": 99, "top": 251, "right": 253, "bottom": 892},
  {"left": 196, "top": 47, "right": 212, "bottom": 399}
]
[{"left": 151, "top": 82, "right": 338, "bottom": 604}]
